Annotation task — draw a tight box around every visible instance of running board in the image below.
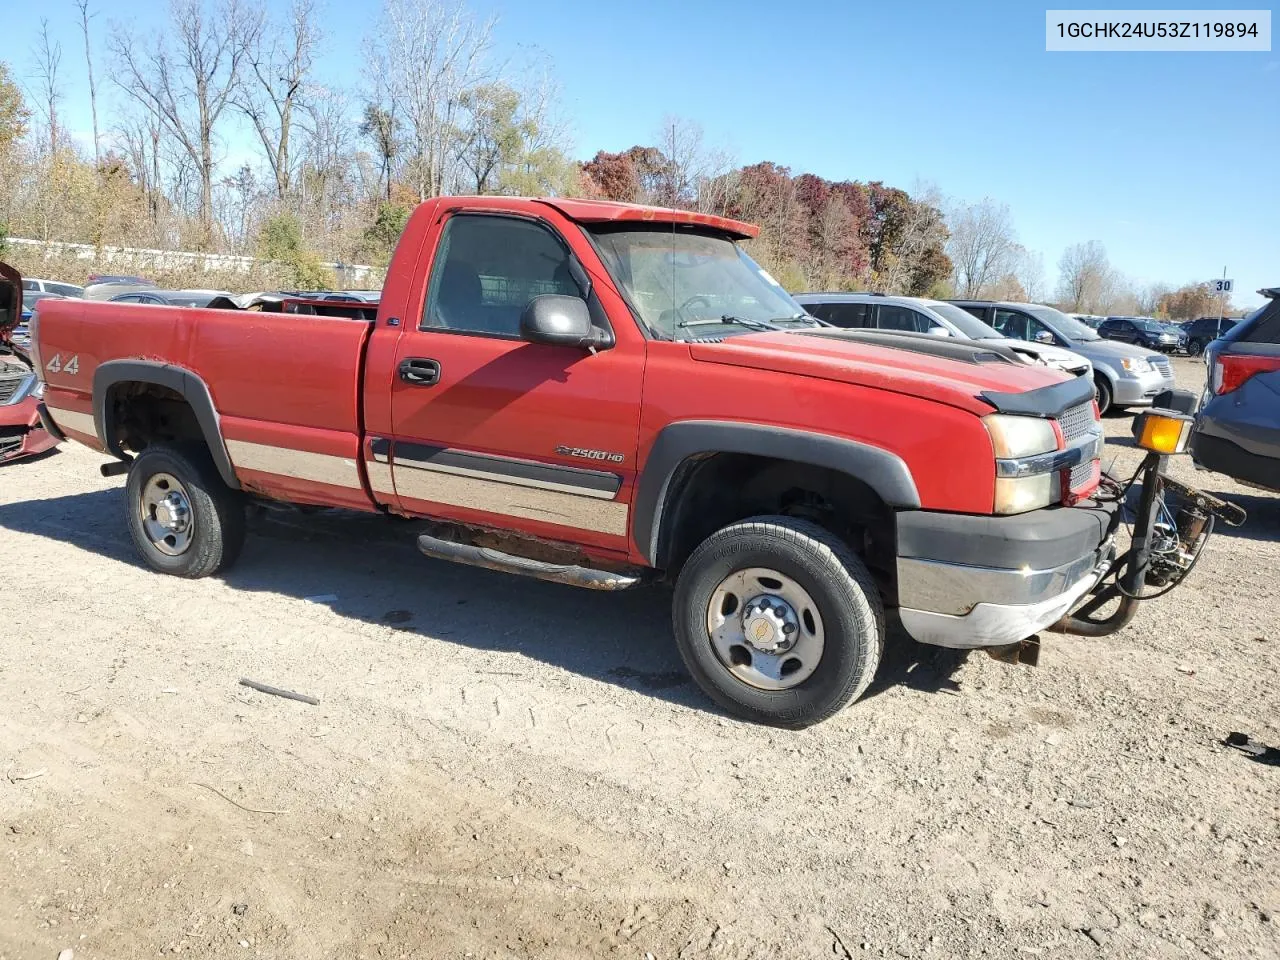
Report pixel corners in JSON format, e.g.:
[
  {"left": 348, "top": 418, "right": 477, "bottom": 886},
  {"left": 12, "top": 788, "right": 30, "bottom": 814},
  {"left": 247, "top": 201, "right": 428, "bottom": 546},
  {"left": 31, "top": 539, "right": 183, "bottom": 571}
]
[{"left": 416, "top": 534, "right": 644, "bottom": 591}]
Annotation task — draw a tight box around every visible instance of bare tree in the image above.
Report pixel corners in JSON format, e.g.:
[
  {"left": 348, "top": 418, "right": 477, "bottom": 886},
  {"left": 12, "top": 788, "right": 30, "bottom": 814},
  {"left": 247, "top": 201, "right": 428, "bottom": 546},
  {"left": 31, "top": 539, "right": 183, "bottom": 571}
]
[
  {"left": 947, "top": 198, "right": 1019, "bottom": 298},
  {"left": 75, "top": 0, "right": 102, "bottom": 166},
  {"left": 1056, "top": 240, "right": 1114, "bottom": 312},
  {"left": 1137, "top": 282, "right": 1172, "bottom": 315},
  {"left": 1017, "top": 249, "right": 1047, "bottom": 302},
  {"left": 813, "top": 195, "right": 855, "bottom": 288},
  {"left": 359, "top": 103, "right": 397, "bottom": 201},
  {"left": 236, "top": 0, "right": 318, "bottom": 199},
  {"left": 119, "top": 114, "right": 166, "bottom": 225},
  {"left": 111, "top": 0, "right": 261, "bottom": 242},
  {"left": 370, "top": 0, "right": 495, "bottom": 199},
  {"left": 31, "top": 19, "right": 63, "bottom": 157},
  {"left": 217, "top": 163, "right": 258, "bottom": 252}
]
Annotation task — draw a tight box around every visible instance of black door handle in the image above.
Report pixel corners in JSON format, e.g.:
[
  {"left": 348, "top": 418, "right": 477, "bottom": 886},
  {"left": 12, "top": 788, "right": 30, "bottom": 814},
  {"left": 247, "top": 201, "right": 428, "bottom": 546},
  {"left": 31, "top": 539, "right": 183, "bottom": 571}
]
[{"left": 399, "top": 358, "right": 441, "bottom": 385}]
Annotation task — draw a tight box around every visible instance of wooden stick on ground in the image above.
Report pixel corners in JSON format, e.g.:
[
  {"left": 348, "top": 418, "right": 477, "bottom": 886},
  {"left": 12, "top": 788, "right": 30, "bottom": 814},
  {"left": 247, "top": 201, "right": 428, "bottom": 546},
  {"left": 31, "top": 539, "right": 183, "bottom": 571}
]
[
  {"left": 190, "top": 781, "right": 286, "bottom": 815},
  {"left": 239, "top": 678, "right": 320, "bottom": 706}
]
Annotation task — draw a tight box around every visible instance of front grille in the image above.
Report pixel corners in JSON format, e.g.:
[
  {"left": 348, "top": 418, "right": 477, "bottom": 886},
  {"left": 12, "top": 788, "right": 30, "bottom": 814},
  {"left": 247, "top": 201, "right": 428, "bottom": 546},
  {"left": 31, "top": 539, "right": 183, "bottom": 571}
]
[
  {"left": 0, "top": 374, "right": 26, "bottom": 405},
  {"left": 1057, "top": 401, "right": 1101, "bottom": 496},
  {"left": 1151, "top": 356, "right": 1172, "bottom": 377},
  {"left": 1056, "top": 402, "right": 1096, "bottom": 443},
  {"left": 1069, "top": 461, "right": 1094, "bottom": 490}
]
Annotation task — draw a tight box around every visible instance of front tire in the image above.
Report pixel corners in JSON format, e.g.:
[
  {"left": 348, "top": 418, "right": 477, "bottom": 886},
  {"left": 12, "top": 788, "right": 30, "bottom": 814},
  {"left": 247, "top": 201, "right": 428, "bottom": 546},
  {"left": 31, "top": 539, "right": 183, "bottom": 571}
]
[
  {"left": 125, "top": 443, "right": 246, "bottom": 578},
  {"left": 1187, "top": 339, "right": 1204, "bottom": 357},
  {"left": 1094, "top": 375, "right": 1114, "bottom": 416},
  {"left": 672, "top": 516, "right": 884, "bottom": 728}
]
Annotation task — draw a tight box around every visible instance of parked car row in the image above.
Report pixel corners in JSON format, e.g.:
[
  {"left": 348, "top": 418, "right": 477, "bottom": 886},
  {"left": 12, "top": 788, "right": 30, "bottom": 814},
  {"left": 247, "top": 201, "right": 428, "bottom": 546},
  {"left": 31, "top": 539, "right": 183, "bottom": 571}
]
[
  {"left": 1181, "top": 316, "right": 1238, "bottom": 357},
  {"left": 793, "top": 293, "right": 1093, "bottom": 377},
  {"left": 1097, "top": 316, "right": 1186, "bottom": 353},
  {"left": 953, "top": 302, "right": 1176, "bottom": 415}
]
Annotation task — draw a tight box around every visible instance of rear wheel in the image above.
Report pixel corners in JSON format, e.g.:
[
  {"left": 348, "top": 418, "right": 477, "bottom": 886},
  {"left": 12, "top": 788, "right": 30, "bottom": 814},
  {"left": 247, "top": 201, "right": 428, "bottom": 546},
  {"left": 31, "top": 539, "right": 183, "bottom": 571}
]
[
  {"left": 1094, "top": 375, "right": 1114, "bottom": 416},
  {"left": 125, "top": 443, "right": 245, "bottom": 578},
  {"left": 672, "top": 515, "right": 884, "bottom": 728}
]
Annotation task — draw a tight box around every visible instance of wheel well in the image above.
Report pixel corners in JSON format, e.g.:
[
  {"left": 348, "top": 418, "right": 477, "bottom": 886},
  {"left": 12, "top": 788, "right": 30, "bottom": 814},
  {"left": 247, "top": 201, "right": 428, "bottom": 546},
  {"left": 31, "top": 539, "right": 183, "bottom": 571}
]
[
  {"left": 106, "top": 381, "right": 207, "bottom": 455},
  {"left": 656, "top": 454, "right": 897, "bottom": 598}
]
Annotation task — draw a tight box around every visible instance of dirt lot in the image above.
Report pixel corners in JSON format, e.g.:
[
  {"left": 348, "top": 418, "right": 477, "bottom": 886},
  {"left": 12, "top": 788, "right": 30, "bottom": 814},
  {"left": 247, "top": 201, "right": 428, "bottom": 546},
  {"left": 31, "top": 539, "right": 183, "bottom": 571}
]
[{"left": 2, "top": 357, "right": 1277, "bottom": 960}]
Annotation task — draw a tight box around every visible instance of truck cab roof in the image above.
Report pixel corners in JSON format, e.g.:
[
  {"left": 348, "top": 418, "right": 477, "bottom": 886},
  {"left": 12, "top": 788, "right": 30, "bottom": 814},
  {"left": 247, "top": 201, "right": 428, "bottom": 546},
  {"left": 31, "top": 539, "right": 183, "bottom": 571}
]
[{"left": 440, "top": 196, "right": 760, "bottom": 241}]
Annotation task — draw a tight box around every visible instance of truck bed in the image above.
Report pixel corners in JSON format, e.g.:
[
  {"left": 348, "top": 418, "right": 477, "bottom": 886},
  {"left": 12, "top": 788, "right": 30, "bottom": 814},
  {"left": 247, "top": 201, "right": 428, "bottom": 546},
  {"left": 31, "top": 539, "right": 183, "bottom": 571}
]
[{"left": 36, "top": 299, "right": 379, "bottom": 510}]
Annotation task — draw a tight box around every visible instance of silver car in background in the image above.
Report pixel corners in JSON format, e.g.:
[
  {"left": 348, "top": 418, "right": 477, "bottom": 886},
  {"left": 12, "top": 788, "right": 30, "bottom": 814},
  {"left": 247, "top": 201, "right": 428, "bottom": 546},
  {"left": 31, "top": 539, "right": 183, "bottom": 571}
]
[{"left": 949, "top": 300, "right": 1174, "bottom": 414}]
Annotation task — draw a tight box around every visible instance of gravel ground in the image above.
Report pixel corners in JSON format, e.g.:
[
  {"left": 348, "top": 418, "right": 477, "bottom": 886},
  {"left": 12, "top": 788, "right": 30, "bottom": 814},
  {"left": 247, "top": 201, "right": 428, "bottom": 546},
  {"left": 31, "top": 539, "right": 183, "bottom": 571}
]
[{"left": 1, "top": 357, "right": 1276, "bottom": 960}]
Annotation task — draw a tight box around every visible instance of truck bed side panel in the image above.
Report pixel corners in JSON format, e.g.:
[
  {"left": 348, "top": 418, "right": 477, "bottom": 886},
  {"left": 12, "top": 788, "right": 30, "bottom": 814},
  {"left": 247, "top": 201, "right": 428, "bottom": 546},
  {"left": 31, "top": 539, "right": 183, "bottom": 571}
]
[
  {"left": 186, "top": 311, "right": 375, "bottom": 510},
  {"left": 38, "top": 299, "right": 188, "bottom": 451},
  {"left": 38, "top": 300, "right": 378, "bottom": 511}
]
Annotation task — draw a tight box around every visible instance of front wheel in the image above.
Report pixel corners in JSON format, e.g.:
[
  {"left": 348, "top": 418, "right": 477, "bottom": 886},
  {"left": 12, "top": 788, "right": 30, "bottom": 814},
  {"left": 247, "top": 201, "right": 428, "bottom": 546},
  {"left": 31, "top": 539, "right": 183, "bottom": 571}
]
[
  {"left": 125, "top": 443, "right": 246, "bottom": 578},
  {"left": 1187, "top": 339, "right": 1204, "bottom": 357},
  {"left": 672, "top": 516, "right": 884, "bottom": 728},
  {"left": 1094, "top": 375, "right": 1114, "bottom": 416}
]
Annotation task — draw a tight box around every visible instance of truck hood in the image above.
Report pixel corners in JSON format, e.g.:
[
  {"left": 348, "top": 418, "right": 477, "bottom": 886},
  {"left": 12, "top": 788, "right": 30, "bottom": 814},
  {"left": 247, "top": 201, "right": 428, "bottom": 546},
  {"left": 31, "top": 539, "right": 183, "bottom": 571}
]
[
  {"left": 0, "top": 262, "right": 20, "bottom": 344},
  {"left": 1070, "top": 337, "right": 1163, "bottom": 362},
  {"left": 688, "top": 331, "right": 1069, "bottom": 414}
]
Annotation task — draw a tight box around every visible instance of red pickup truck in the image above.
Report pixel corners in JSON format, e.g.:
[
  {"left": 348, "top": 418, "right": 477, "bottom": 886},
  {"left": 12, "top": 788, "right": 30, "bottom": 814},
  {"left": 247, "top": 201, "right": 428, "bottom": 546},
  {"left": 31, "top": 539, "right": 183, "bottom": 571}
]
[{"left": 31, "top": 196, "right": 1133, "bottom": 726}]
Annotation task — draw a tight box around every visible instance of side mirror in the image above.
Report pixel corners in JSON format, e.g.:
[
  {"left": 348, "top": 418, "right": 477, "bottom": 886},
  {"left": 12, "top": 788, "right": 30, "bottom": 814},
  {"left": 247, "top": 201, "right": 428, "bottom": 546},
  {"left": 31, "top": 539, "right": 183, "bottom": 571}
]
[
  {"left": 927, "top": 326, "right": 951, "bottom": 337},
  {"left": 1034, "top": 331, "right": 1054, "bottom": 344},
  {"left": 520, "top": 295, "right": 595, "bottom": 348}
]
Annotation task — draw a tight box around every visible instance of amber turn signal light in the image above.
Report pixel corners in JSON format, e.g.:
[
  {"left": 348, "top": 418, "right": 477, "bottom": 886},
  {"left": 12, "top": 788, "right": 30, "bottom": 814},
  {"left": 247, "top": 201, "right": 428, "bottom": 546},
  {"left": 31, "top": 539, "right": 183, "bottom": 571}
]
[{"left": 1132, "top": 410, "right": 1194, "bottom": 455}]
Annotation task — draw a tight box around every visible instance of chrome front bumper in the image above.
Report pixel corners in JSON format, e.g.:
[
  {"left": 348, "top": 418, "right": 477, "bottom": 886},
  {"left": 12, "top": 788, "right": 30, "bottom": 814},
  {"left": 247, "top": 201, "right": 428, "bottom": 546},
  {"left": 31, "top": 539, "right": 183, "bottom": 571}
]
[{"left": 898, "top": 537, "right": 1116, "bottom": 649}]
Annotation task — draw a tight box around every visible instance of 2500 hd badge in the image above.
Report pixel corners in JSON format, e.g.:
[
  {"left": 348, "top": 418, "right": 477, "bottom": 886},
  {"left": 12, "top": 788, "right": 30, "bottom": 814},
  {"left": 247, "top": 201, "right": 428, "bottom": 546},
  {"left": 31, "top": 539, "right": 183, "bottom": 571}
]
[{"left": 555, "top": 444, "right": 625, "bottom": 463}]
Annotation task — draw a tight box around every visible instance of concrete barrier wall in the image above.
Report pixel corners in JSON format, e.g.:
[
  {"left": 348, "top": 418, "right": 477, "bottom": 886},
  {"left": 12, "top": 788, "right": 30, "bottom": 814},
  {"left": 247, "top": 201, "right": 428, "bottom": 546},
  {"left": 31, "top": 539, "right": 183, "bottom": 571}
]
[{"left": 7, "top": 238, "right": 376, "bottom": 285}]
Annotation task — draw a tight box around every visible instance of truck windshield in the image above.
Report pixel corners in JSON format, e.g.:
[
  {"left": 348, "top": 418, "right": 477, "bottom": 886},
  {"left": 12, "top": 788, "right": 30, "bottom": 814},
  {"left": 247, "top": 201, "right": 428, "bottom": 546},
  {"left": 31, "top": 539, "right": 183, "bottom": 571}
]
[{"left": 587, "top": 225, "right": 810, "bottom": 339}]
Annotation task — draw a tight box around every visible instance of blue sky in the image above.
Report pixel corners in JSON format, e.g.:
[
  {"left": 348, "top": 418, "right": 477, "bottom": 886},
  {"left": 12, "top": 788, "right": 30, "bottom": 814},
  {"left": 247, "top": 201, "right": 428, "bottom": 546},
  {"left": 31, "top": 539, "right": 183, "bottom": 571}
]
[{"left": 7, "top": 0, "right": 1278, "bottom": 306}]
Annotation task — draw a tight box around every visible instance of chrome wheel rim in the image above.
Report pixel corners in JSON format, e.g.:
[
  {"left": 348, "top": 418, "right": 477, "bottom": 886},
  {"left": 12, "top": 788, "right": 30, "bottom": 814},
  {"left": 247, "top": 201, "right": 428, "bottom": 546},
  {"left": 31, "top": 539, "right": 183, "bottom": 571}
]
[
  {"left": 706, "top": 567, "right": 825, "bottom": 690},
  {"left": 139, "top": 472, "right": 194, "bottom": 556}
]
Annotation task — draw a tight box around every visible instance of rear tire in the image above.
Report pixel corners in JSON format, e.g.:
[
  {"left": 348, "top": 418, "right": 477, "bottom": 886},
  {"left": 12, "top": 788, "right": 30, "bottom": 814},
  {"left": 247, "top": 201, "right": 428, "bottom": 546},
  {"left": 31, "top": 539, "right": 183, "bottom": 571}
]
[
  {"left": 125, "top": 443, "right": 245, "bottom": 578},
  {"left": 1094, "top": 375, "right": 1114, "bottom": 416},
  {"left": 672, "top": 515, "right": 884, "bottom": 728}
]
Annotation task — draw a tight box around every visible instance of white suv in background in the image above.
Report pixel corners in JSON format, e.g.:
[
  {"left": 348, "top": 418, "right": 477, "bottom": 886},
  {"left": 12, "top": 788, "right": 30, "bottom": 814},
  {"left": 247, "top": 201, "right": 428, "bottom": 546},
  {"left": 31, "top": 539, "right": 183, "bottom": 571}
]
[{"left": 794, "top": 292, "right": 1093, "bottom": 379}]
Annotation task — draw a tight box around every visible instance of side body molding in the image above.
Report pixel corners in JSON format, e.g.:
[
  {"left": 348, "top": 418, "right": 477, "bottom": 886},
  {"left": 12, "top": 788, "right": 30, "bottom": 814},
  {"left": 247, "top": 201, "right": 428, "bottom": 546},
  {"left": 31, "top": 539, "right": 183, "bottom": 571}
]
[
  {"left": 92, "top": 360, "right": 240, "bottom": 489},
  {"left": 633, "top": 420, "right": 921, "bottom": 567}
]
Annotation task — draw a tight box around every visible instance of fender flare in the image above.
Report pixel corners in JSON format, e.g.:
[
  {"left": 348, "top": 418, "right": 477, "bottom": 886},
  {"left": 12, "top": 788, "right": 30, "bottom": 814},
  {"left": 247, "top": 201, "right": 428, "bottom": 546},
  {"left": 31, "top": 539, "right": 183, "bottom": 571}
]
[
  {"left": 632, "top": 420, "right": 921, "bottom": 567},
  {"left": 92, "top": 360, "right": 240, "bottom": 490}
]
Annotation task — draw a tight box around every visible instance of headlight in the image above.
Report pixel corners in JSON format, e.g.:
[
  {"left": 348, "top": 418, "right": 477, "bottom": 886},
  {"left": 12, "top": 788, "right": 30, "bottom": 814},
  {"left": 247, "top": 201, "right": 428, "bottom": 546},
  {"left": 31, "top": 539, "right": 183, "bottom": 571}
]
[
  {"left": 983, "top": 415, "right": 1058, "bottom": 459},
  {"left": 994, "top": 474, "right": 1061, "bottom": 515},
  {"left": 32, "top": 378, "right": 45, "bottom": 399},
  {"left": 1120, "top": 357, "right": 1151, "bottom": 374}
]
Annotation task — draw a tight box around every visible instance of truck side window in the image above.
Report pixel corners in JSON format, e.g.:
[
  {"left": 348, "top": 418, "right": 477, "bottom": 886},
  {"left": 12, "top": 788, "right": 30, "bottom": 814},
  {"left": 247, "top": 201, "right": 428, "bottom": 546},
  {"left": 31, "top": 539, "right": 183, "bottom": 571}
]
[{"left": 422, "top": 214, "right": 581, "bottom": 336}]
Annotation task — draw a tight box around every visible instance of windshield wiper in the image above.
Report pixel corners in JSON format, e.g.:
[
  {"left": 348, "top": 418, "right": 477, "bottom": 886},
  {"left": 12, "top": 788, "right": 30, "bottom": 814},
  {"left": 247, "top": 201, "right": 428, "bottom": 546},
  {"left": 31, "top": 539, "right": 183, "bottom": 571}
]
[{"left": 676, "top": 314, "right": 782, "bottom": 333}]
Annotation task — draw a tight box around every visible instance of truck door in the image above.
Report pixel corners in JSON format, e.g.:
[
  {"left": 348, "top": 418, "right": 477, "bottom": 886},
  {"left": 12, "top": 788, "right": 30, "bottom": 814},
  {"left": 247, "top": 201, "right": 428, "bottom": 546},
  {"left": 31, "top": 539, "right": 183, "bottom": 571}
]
[{"left": 382, "top": 210, "right": 645, "bottom": 555}]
